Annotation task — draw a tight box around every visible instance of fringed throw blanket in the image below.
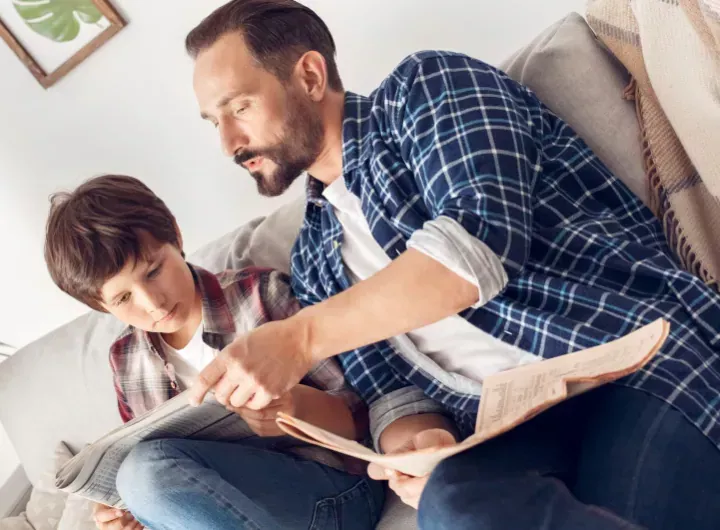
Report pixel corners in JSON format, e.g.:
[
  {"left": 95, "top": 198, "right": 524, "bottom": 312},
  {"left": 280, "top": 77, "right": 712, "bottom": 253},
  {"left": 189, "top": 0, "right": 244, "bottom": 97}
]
[{"left": 587, "top": 0, "right": 720, "bottom": 291}]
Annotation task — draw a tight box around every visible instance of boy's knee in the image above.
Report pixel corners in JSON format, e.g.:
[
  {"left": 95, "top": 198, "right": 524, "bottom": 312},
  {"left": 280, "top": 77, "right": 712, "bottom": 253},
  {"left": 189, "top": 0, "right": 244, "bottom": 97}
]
[{"left": 116, "top": 439, "right": 181, "bottom": 513}]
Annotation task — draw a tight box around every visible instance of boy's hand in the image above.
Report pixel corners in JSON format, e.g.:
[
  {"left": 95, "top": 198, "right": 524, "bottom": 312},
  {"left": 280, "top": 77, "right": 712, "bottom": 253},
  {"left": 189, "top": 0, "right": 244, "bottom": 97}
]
[
  {"left": 226, "top": 391, "right": 297, "bottom": 437},
  {"left": 367, "top": 429, "right": 457, "bottom": 509},
  {"left": 93, "top": 503, "right": 143, "bottom": 530},
  {"left": 189, "top": 320, "right": 313, "bottom": 410}
]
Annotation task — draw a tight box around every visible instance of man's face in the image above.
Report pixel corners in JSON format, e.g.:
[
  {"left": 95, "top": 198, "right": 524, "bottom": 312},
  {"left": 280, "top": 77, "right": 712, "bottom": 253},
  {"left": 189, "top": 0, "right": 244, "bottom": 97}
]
[
  {"left": 193, "top": 32, "right": 324, "bottom": 197},
  {"left": 99, "top": 232, "right": 199, "bottom": 335}
]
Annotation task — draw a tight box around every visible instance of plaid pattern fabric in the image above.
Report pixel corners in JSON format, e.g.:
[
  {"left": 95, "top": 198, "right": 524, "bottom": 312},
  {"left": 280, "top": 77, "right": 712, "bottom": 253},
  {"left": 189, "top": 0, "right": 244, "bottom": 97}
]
[
  {"left": 291, "top": 51, "right": 720, "bottom": 442},
  {"left": 110, "top": 264, "right": 362, "bottom": 427}
]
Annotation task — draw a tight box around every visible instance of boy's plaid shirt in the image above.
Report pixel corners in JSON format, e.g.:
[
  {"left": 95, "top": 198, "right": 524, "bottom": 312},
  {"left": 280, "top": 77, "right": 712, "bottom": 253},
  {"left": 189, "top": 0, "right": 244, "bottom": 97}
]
[{"left": 108, "top": 264, "right": 366, "bottom": 469}]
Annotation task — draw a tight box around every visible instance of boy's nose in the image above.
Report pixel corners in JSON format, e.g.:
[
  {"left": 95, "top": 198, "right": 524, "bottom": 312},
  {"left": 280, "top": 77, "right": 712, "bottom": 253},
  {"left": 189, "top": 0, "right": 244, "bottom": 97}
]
[{"left": 139, "top": 290, "right": 167, "bottom": 316}]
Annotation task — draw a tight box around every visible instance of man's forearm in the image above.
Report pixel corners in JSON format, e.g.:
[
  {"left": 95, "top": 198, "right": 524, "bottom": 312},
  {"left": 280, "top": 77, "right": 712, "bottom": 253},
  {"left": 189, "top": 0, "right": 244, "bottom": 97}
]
[
  {"left": 380, "top": 413, "right": 458, "bottom": 454},
  {"left": 291, "top": 248, "right": 478, "bottom": 362}
]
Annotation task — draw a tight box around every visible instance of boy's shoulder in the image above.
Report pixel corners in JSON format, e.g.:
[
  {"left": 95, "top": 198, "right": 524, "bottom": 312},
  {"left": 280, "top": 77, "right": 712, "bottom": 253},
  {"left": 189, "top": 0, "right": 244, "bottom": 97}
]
[
  {"left": 197, "top": 265, "right": 291, "bottom": 299},
  {"left": 197, "top": 264, "right": 298, "bottom": 331},
  {"left": 108, "top": 322, "right": 155, "bottom": 371},
  {"left": 211, "top": 265, "right": 285, "bottom": 286}
]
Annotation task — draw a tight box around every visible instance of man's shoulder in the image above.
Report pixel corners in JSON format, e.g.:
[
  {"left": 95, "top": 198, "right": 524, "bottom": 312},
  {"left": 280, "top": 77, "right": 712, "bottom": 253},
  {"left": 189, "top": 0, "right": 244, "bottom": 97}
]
[{"left": 380, "top": 50, "right": 495, "bottom": 91}]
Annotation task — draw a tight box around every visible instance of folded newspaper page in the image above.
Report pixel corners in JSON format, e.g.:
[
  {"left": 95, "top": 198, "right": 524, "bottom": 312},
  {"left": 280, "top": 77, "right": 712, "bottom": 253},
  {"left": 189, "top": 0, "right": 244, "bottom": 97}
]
[
  {"left": 56, "top": 391, "right": 258, "bottom": 508},
  {"left": 276, "top": 319, "right": 670, "bottom": 477}
]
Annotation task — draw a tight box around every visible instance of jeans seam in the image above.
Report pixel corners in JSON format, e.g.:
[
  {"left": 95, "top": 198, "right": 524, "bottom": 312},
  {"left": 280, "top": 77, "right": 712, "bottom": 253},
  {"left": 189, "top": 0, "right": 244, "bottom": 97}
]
[
  {"left": 157, "top": 439, "right": 262, "bottom": 530},
  {"left": 309, "top": 479, "right": 373, "bottom": 530},
  {"left": 626, "top": 402, "right": 671, "bottom": 519}
]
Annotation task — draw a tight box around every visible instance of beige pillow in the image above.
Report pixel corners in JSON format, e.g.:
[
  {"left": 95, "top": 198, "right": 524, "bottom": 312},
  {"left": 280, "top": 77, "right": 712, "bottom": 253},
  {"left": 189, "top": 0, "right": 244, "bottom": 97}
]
[
  {"left": 57, "top": 495, "right": 96, "bottom": 530},
  {"left": 0, "top": 443, "right": 96, "bottom": 530},
  {"left": 23, "top": 444, "right": 69, "bottom": 530},
  {"left": 0, "top": 516, "right": 34, "bottom": 530}
]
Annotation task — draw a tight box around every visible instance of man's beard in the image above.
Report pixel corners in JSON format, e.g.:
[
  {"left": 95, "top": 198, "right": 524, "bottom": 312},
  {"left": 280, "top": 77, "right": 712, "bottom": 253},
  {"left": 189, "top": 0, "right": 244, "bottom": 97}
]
[{"left": 234, "top": 91, "right": 324, "bottom": 197}]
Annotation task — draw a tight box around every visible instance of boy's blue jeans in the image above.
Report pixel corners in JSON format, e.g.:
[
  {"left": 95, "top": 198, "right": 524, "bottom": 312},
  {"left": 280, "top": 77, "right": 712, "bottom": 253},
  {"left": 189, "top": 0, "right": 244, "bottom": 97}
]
[
  {"left": 418, "top": 385, "right": 720, "bottom": 530},
  {"left": 116, "top": 439, "right": 385, "bottom": 530}
]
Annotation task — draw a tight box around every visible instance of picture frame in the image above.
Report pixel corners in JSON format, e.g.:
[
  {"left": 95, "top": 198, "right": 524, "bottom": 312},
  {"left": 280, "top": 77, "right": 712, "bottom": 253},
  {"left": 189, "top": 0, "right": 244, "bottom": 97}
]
[{"left": 0, "top": 0, "right": 126, "bottom": 89}]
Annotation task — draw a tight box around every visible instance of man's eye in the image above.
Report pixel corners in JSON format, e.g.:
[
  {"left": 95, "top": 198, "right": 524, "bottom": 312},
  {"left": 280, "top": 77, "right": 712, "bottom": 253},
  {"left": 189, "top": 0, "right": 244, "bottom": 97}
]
[{"left": 234, "top": 106, "right": 248, "bottom": 116}]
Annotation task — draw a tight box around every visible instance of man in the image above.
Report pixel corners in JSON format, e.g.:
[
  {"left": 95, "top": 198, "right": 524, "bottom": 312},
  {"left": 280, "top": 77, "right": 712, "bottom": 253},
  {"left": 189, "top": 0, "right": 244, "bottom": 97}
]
[{"left": 188, "top": 1, "right": 720, "bottom": 528}]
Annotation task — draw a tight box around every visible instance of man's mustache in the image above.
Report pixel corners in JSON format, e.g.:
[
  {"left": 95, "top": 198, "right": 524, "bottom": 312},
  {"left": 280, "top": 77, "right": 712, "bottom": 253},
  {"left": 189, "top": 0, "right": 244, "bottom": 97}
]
[{"left": 234, "top": 150, "right": 276, "bottom": 167}]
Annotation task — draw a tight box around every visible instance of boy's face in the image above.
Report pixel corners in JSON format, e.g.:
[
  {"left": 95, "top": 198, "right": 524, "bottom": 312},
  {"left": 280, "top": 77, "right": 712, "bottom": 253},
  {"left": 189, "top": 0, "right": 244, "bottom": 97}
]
[{"left": 99, "top": 232, "right": 200, "bottom": 335}]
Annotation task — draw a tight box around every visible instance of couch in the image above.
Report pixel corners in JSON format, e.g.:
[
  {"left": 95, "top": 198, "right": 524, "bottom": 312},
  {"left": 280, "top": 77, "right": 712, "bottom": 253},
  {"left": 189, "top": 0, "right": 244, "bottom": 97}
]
[{"left": 0, "top": 13, "right": 648, "bottom": 529}]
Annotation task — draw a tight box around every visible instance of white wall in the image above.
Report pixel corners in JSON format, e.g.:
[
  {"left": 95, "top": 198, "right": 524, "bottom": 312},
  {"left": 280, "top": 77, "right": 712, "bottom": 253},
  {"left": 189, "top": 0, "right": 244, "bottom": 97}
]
[{"left": 0, "top": 0, "right": 586, "bottom": 348}]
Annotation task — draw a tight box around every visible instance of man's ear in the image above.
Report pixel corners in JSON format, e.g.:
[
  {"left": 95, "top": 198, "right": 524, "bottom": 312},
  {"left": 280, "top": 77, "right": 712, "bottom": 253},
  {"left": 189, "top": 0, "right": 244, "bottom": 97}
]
[{"left": 295, "top": 51, "right": 329, "bottom": 102}]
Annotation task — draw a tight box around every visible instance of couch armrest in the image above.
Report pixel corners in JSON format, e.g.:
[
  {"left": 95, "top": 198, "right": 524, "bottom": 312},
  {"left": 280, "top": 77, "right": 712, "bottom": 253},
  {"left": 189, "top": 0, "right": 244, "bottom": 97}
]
[{"left": 0, "top": 465, "right": 31, "bottom": 518}]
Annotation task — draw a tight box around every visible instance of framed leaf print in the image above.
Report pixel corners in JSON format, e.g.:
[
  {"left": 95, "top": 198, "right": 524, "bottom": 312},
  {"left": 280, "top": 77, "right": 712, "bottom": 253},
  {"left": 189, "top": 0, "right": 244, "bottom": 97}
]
[{"left": 0, "top": 0, "right": 126, "bottom": 88}]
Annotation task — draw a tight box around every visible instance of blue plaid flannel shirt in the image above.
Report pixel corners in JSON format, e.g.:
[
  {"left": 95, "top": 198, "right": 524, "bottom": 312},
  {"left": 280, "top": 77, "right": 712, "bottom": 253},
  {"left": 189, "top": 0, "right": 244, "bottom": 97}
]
[{"left": 291, "top": 51, "right": 720, "bottom": 445}]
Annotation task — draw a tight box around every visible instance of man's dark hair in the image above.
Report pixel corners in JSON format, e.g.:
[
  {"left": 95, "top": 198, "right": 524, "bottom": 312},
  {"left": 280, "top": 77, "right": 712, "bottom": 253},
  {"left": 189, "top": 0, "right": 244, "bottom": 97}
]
[
  {"left": 44, "top": 175, "right": 180, "bottom": 312},
  {"left": 186, "top": 0, "right": 343, "bottom": 91}
]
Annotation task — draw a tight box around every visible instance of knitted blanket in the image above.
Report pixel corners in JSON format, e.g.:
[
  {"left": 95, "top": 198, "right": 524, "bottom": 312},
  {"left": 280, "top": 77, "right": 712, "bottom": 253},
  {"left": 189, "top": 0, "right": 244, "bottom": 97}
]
[{"left": 587, "top": 0, "right": 720, "bottom": 290}]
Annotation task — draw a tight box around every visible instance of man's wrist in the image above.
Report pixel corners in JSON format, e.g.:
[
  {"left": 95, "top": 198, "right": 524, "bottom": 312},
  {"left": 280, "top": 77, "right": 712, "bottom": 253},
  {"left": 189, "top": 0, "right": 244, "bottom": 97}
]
[{"left": 288, "top": 307, "right": 328, "bottom": 364}]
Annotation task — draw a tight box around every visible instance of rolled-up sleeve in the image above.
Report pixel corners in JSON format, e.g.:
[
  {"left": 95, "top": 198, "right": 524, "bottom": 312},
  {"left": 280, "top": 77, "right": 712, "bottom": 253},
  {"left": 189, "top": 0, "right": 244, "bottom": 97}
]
[
  {"left": 369, "top": 386, "right": 448, "bottom": 452},
  {"left": 407, "top": 216, "right": 508, "bottom": 308}
]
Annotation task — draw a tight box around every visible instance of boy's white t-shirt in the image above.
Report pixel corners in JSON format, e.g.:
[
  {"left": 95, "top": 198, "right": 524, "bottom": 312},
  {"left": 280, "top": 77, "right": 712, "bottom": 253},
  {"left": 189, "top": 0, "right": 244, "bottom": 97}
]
[{"left": 161, "top": 322, "right": 217, "bottom": 389}]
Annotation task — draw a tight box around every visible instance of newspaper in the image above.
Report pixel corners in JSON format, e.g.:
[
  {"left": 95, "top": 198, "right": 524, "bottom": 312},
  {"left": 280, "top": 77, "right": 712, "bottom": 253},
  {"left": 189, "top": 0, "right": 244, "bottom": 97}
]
[
  {"left": 55, "top": 392, "right": 261, "bottom": 508},
  {"left": 276, "top": 319, "right": 670, "bottom": 477}
]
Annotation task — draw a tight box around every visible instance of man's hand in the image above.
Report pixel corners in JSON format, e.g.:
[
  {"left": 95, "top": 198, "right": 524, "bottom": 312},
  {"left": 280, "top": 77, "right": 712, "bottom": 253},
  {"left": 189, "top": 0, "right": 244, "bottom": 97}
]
[
  {"left": 93, "top": 504, "right": 142, "bottom": 530},
  {"left": 226, "top": 391, "right": 297, "bottom": 437},
  {"left": 368, "top": 429, "right": 457, "bottom": 509},
  {"left": 188, "top": 319, "right": 313, "bottom": 410}
]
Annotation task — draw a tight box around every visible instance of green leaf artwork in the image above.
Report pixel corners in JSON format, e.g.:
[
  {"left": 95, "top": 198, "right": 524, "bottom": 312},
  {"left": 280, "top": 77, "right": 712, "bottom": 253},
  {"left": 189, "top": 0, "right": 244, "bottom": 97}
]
[{"left": 12, "top": 0, "right": 105, "bottom": 43}]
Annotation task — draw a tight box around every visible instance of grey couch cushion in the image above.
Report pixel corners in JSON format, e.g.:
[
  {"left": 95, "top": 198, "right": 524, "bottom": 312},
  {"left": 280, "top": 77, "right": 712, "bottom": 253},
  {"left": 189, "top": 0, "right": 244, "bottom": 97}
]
[{"left": 0, "top": 13, "right": 647, "bottom": 529}]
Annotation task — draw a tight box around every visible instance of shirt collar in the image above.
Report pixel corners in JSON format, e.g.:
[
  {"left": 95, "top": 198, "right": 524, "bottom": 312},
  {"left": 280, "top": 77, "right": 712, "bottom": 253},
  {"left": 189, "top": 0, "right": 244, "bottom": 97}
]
[
  {"left": 305, "top": 91, "right": 373, "bottom": 207},
  {"left": 190, "top": 263, "right": 236, "bottom": 336}
]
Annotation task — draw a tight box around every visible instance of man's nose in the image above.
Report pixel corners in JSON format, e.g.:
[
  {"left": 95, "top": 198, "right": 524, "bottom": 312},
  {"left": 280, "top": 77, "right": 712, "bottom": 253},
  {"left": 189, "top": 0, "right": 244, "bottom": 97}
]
[{"left": 219, "top": 118, "right": 250, "bottom": 158}]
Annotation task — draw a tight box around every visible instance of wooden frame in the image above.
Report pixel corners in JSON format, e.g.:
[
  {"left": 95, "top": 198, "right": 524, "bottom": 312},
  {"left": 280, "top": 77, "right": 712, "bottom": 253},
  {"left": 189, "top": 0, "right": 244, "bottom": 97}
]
[{"left": 0, "top": 0, "right": 125, "bottom": 89}]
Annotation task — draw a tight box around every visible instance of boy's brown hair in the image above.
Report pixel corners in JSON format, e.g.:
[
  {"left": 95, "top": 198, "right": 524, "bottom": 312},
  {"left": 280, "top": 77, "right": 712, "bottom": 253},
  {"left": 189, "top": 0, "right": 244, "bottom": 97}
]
[
  {"left": 44, "top": 175, "right": 181, "bottom": 312},
  {"left": 185, "top": 0, "right": 343, "bottom": 92}
]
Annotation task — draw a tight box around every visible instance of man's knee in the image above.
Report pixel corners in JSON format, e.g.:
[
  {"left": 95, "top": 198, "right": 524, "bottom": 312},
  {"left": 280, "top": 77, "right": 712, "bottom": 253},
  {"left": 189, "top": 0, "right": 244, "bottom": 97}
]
[
  {"left": 418, "top": 454, "right": 491, "bottom": 529},
  {"left": 418, "top": 453, "right": 546, "bottom": 530}
]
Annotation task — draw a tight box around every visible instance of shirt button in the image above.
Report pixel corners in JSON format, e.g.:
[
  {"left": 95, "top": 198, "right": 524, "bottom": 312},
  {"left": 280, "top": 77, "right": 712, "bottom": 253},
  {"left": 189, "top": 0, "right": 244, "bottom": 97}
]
[{"left": 333, "top": 241, "right": 340, "bottom": 249}]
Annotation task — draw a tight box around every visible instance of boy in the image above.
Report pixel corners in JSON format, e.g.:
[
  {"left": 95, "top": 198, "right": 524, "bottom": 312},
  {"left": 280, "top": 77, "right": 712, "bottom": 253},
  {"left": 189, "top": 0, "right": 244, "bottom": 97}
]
[{"left": 44, "top": 175, "right": 384, "bottom": 530}]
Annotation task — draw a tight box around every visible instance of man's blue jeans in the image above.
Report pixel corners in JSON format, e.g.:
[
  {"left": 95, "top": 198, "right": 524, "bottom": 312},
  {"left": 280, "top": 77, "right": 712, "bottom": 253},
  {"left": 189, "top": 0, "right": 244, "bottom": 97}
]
[
  {"left": 419, "top": 385, "right": 720, "bottom": 530},
  {"left": 116, "top": 439, "right": 385, "bottom": 530}
]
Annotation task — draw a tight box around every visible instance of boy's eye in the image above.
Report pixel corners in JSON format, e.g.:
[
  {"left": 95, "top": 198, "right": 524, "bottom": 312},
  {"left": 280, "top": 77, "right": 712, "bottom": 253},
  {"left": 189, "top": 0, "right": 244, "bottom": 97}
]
[
  {"left": 147, "top": 263, "right": 163, "bottom": 279},
  {"left": 116, "top": 293, "right": 131, "bottom": 306}
]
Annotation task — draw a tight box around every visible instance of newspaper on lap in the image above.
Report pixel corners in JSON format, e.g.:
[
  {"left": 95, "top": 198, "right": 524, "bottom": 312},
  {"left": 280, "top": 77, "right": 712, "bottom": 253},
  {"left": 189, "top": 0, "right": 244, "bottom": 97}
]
[{"left": 55, "top": 392, "right": 288, "bottom": 508}]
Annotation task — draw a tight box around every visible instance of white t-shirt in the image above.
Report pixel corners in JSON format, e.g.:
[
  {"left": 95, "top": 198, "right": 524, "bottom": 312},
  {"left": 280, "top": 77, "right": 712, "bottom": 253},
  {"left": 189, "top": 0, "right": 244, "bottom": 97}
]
[
  {"left": 322, "top": 177, "right": 539, "bottom": 383},
  {"left": 161, "top": 323, "right": 217, "bottom": 389}
]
